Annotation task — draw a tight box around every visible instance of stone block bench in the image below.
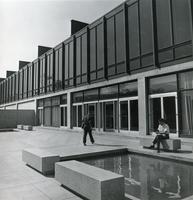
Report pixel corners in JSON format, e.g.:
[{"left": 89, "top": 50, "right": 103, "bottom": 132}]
[
  {"left": 23, "top": 125, "right": 33, "bottom": 131},
  {"left": 55, "top": 160, "right": 125, "bottom": 200},
  {"left": 17, "top": 125, "right": 23, "bottom": 130},
  {"left": 22, "top": 149, "right": 60, "bottom": 175},
  {"left": 140, "top": 136, "right": 181, "bottom": 151}
]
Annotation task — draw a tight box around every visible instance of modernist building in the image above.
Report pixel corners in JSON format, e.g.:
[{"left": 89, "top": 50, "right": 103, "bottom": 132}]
[{"left": 0, "top": 0, "right": 193, "bottom": 138}]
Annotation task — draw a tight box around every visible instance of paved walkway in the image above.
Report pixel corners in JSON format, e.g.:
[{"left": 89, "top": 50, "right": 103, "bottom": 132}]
[{"left": 0, "top": 127, "right": 192, "bottom": 200}]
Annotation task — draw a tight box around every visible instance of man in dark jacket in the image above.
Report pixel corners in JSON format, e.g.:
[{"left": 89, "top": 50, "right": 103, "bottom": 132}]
[{"left": 82, "top": 114, "right": 95, "bottom": 146}]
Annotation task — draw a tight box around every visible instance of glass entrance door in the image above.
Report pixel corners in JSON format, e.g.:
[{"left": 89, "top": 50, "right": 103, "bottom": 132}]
[
  {"left": 149, "top": 94, "right": 178, "bottom": 134},
  {"left": 105, "top": 102, "right": 114, "bottom": 130},
  {"left": 72, "top": 104, "right": 83, "bottom": 128},
  {"left": 119, "top": 98, "right": 138, "bottom": 131},
  {"left": 61, "top": 106, "right": 67, "bottom": 127},
  {"left": 38, "top": 109, "right": 43, "bottom": 126},
  {"left": 88, "top": 104, "right": 95, "bottom": 128}
]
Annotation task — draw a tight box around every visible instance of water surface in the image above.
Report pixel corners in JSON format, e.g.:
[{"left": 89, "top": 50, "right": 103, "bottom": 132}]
[{"left": 81, "top": 153, "right": 193, "bottom": 200}]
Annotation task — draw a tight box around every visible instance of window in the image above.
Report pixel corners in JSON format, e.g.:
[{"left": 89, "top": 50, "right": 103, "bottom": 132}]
[
  {"left": 8, "top": 77, "right": 11, "bottom": 102},
  {"left": 100, "top": 85, "right": 118, "bottom": 100},
  {"left": 11, "top": 75, "right": 15, "bottom": 102},
  {"left": 179, "top": 71, "right": 193, "bottom": 90},
  {"left": 28, "top": 64, "right": 33, "bottom": 97},
  {"left": 84, "top": 89, "right": 99, "bottom": 102},
  {"left": 60, "top": 94, "right": 67, "bottom": 105},
  {"left": 172, "top": 0, "right": 191, "bottom": 45},
  {"left": 115, "top": 11, "right": 125, "bottom": 74},
  {"left": 156, "top": 0, "right": 172, "bottom": 50},
  {"left": 46, "top": 51, "right": 54, "bottom": 93},
  {"left": 90, "top": 23, "right": 105, "bottom": 81},
  {"left": 54, "top": 46, "right": 63, "bottom": 91},
  {"left": 72, "top": 91, "right": 83, "bottom": 103},
  {"left": 33, "top": 60, "right": 39, "bottom": 95},
  {"left": 119, "top": 81, "right": 138, "bottom": 98},
  {"left": 127, "top": 2, "right": 140, "bottom": 70},
  {"left": 156, "top": 0, "right": 192, "bottom": 64},
  {"left": 23, "top": 67, "right": 28, "bottom": 98},
  {"left": 127, "top": 0, "right": 154, "bottom": 71},
  {"left": 107, "top": 16, "right": 115, "bottom": 70},
  {"left": 149, "top": 74, "right": 177, "bottom": 94},
  {"left": 106, "top": 9, "right": 126, "bottom": 77},
  {"left": 15, "top": 73, "right": 19, "bottom": 101},
  {"left": 180, "top": 91, "right": 193, "bottom": 137},
  {"left": 39, "top": 56, "right": 46, "bottom": 94},
  {"left": 69, "top": 41, "right": 74, "bottom": 86},
  {"left": 64, "top": 39, "right": 74, "bottom": 88},
  {"left": 76, "top": 31, "right": 88, "bottom": 85},
  {"left": 19, "top": 69, "right": 23, "bottom": 99}
]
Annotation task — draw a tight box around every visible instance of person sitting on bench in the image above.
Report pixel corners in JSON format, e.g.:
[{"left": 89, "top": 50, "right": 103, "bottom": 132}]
[{"left": 149, "top": 118, "right": 170, "bottom": 153}]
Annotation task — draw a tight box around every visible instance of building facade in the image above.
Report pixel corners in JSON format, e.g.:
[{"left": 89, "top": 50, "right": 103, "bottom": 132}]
[{"left": 0, "top": 0, "right": 193, "bottom": 138}]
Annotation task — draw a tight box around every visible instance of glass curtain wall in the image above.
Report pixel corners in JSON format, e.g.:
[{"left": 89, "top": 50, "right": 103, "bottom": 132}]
[
  {"left": 156, "top": 0, "right": 192, "bottom": 64},
  {"left": 33, "top": 59, "right": 39, "bottom": 96},
  {"left": 27, "top": 63, "right": 33, "bottom": 98},
  {"left": 54, "top": 45, "right": 63, "bottom": 91},
  {"left": 64, "top": 39, "right": 74, "bottom": 88},
  {"left": 76, "top": 30, "right": 88, "bottom": 85},
  {"left": 23, "top": 66, "right": 28, "bottom": 98},
  {"left": 106, "top": 6, "right": 126, "bottom": 77},
  {"left": 15, "top": 73, "right": 19, "bottom": 101},
  {"left": 46, "top": 51, "right": 54, "bottom": 93},
  {"left": 127, "top": 0, "right": 154, "bottom": 72},
  {"left": 39, "top": 55, "right": 46, "bottom": 94},
  {"left": 19, "top": 69, "right": 23, "bottom": 100},
  {"left": 8, "top": 77, "right": 11, "bottom": 103},
  {"left": 89, "top": 21, "right": 105, "bottom": 82},
  {"left": 178, "top": 71, "right": 193, "bottom": 137}
]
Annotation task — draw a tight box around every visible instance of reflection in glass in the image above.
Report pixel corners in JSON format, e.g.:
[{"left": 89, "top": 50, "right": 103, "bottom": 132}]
[
  {"left": 149, "top": 74, "right": 177, "bottom": 94},
  {"left": 179, "top": 71, "right": 193, "bottom": 90},
  {"left": 84, "top": 89, "right": 98, "bottom": 102},
  {"left": 100, "top": 85, "right": 118, "bottom": 100},
  {"left": 119, "top": 81, "right": 138, "bottom": 98},
  {"left": 180, "top": 91, "right": 193, "bottom": 137}
]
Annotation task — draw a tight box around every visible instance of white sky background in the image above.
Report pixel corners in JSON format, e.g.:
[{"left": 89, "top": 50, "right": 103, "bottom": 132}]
[{"left": 0, "top": 0, "right": 125, "bottom": 78}]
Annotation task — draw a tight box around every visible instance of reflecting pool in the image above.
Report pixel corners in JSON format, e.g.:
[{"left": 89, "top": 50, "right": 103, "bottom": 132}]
[{"left": 81, "top": 153, "right": 193, "bottom": 200}]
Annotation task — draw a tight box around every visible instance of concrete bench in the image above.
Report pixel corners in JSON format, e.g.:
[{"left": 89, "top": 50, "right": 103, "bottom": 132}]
[
  {"left": 140, "top": 136, "right": 181, "bottom": 151},
  {"left": 22, "top": 149, "right": 60, "bottom": 175},
  {"left": 17, "top": 124, "right": 23, "bottom": 130},
  {"left": 55, "top": 160, "right": 125, "bottom": 200},
  {"left": 23, "top": 125, "right": 33, "bottom": 131}
]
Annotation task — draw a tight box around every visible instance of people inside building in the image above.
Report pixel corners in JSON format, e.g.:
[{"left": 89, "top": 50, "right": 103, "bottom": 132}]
[
  {"left": 149, "top": 118, "right": 170, "bottom": 153},
  {"left": 82, "top": 114, "right": 95, "bottom": 146}
]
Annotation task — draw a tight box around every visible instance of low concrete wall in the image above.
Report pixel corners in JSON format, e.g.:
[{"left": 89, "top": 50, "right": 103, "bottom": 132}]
[
  {"left": 0, "top": 110, "right": 35, "bottom": 129},
  {"left": 55, "top": 160, "right": 125, "bottom": 200},
  {"left": 22, "top": 149, "right": 60, "bottom": 175}
]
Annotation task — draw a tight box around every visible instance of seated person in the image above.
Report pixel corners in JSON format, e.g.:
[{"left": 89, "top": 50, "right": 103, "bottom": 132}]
[{"left": 149, "top": 118, "right": 170, "bottom": 153}]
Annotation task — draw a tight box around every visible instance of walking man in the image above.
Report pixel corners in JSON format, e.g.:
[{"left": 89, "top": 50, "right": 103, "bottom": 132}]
[{"left": 82, "top": 114, "right": 95, "bottom": 146}]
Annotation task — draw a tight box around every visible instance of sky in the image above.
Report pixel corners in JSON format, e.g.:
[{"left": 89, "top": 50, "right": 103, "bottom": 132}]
[{"left": 0, "top": 0, "right": 125, "bottom": 78}]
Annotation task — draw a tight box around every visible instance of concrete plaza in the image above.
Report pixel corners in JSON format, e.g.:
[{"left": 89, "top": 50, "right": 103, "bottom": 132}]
[{"left": 0, "top": 127, "right": 192, "bottom": 200}]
